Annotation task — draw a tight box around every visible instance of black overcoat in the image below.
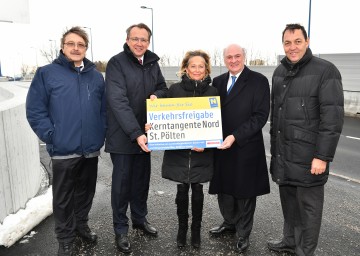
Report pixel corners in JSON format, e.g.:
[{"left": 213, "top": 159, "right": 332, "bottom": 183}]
[{"left": 209, "top": 66, "right": 270, "bottom": 199}]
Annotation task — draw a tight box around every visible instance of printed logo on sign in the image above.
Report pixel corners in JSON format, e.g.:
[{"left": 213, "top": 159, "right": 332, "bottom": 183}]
[
  {"left": 206, "top": 140, "right": 221, "bottom": 147},
  {"left": 209, "top": 98, "right": 218, "bottom": 108}
]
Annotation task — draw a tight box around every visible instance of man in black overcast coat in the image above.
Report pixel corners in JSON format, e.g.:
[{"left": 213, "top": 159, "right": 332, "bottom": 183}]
[{"left": 209, "top": 43, "right": 270, "bottom": 253}]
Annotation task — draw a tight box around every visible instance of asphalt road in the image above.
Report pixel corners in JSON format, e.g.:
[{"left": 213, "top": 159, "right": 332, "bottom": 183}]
[
  {"left": 262, "top": 116, "right": 360, "bottom": 181},
  {"left": 0, "top": 147, "right": 359, "bottom": 255},
  {"left": 330, "top": 116, "right": 360, "bottom": 181}
]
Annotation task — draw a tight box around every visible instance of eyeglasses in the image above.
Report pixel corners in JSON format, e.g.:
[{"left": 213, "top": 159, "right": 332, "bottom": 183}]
[
  {"left": 63, "top": 42, "right": 87, "bottom": 49},
  {"left": 129, "top": 37, "right": 149, "bottom": 43}
]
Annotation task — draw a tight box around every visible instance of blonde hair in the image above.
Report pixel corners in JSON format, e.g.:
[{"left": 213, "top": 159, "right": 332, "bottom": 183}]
[{"left": 177, "top": 50, "right": 211, "bottom": 77}]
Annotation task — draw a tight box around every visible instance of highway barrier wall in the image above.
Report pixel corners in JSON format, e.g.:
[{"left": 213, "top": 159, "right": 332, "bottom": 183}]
[{"left": 0, "top": 82, "right": 42, "bottom": 223}]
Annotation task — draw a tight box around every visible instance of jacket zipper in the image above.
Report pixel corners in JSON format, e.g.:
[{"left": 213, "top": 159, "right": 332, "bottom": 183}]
[
  {"left": 301, "top": 98, "right": 310, "bottom": 124},
  {"left": 193, "top": 81, "right": 197, "bottom": 96},
  {"left": 187, "top": 80, "right": 197, "bottom": 183},
  {"left": 188, "top": 151, "right": 191, "bottom": 183}
]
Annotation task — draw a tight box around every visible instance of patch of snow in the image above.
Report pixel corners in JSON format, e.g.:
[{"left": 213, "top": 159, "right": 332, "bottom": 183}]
[{"left": 0, "top": 187, "right": 53, "bottom": 247}]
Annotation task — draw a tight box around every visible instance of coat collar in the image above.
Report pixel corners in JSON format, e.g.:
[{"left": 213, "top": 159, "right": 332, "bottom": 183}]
[
  {"left": 53, "top": 50, "right": 94, "bottom": 72},
  {"left": 123, "top": 43, "right": 160, "bottom": 66},
  {"left": 220, "top": 66, "right": 250, "bottom": 104},
  {"left": 179, "top": 74, "right": 212, "bottom": 95},
  {"left": 280, "top": 48, "right": 313, "bottom": 78}
]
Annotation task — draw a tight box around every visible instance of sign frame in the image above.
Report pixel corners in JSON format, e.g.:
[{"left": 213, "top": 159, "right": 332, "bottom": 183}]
[{"left": 146, "top": 96, "right": 223, "bottom": 150}]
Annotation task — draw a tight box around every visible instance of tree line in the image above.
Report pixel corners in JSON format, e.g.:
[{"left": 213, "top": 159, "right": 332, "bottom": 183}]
[{"left": 20, "top": 44, "right": 277, "bottom": 78}]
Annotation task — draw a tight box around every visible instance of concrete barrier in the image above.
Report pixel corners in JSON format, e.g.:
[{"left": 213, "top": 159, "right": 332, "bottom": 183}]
[
  {"left": 344, "top": 90, "right": 360, "bottom": 116},
  {"left": 0, "top": 82, "right": 42, "bottom": 223}
]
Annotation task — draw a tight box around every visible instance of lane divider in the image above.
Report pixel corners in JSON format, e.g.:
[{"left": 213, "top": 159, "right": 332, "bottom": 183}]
[
  {"left": 329, "top": 172, "right": 360, "bottom": 184},
  {"left": 345, "top": 135, "right": 360, "bottom": 140}
]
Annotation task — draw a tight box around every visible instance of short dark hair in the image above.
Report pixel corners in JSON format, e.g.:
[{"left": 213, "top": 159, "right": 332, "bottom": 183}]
[
  {"left": 61, "top": 26, "right": 89, "bottom": 48},
  {"left": 126, "top": 23, "right": 152, "bottom": 40},
  {"left": 282, "top": 23, "right": 308, "bottom": 42}
]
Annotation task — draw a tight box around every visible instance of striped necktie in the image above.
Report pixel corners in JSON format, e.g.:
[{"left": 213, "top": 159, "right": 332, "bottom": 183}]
[{"left": 227, "top": 75, "right": 236, "bottom": 94}]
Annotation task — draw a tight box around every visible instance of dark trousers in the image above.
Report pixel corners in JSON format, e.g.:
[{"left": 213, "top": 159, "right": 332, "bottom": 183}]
[
  {"left": 110, "top": 153, "right": 151, "bottom": 235},
  {"left": 52, "top": 156, "right": 98, "bottom": 243},
  {"left": 218, "top": 193, "right": 257, "bottom": 238},
  {"left": 279, "top": 185, "right": 324, "bottom": 256}
]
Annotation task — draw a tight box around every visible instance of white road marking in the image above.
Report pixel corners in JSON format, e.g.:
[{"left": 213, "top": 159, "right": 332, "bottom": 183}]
[
  {"left": 330, "top": 172, "right": 360, "bottom": 184},
  {"left": 345, "top": 136, "right": 360, "bottom": 140}
]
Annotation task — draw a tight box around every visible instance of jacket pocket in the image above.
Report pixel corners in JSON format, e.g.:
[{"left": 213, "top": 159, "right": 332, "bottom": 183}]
[{"left": 291, "top": 127, "right": 317, "bottom": 165}]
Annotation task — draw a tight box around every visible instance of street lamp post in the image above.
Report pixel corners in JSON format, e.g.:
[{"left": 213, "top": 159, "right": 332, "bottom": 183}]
[
  {"left": 141, "top": 6, "right": 154, "bottom": 52},
  {"left": 31, "top": 47, "right": 38, "bottom": 68},
  {"left": 83, "top": 26, "right": 94, "bottom": 62},
  {"left": 308, "top": 0, "right": 312, "bottom": 39},
  {"left": 49, "top": 39, "right": 57, "bottom": 60}
]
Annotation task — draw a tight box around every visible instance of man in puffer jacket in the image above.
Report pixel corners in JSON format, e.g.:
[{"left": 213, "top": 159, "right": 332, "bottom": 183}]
[{"left": 268, "top": 23, "right": 344, "bottom": 256}]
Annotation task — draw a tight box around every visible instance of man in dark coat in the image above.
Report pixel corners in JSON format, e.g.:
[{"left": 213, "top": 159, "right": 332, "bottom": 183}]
[
  {"left": 105, "top": 23, "right": 168, "bottom": 254},
  {"left": 209, "top": 44, "right": 270, "bottom": 253},
  {"left": 267, "top": 24, "right": 344, "bottom": 256}
]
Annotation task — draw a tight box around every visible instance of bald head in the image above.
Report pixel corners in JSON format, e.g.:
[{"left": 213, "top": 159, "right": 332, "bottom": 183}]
[
  {"left": 223, "top": 44, "right": 246, "bottom": 59},
  {"left": 223, "top": 44, "right": 246, "bottom": 75}
]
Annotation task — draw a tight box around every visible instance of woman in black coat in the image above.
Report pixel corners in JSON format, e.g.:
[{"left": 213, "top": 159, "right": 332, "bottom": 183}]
[{"left": 161, "top": 50, "right": 218, "bottom": 248}]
